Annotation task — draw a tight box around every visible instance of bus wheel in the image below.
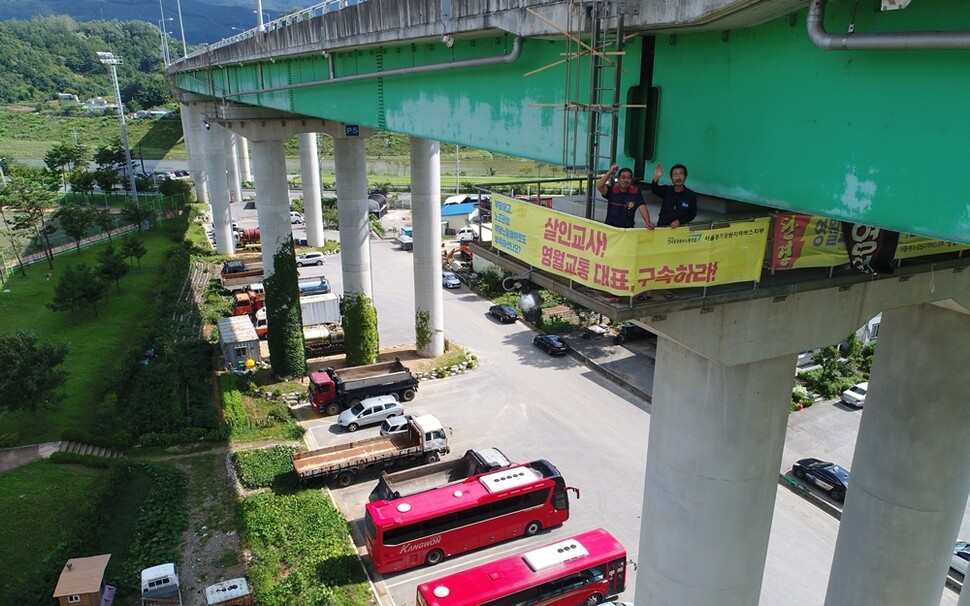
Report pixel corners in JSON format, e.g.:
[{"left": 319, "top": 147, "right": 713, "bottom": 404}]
[
  {"left": 425, "top": 549, "right": 445, "bottom": 566},
  {"left": 525, "top": 521, "right": 541, "bottom": 536},
  {"left": 325, "top": 403, "right": 341, "bottom": 416},
  {"left": 583, "top": 594, "right": 603, "bottom": 606},
  {"left": 335, "top": 471, "right": 355, "bottom": 488}
]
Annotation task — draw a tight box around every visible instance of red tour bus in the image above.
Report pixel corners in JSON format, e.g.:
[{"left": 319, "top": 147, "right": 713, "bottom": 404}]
[
  {"left": 415, "top": 527, "right": 628, "bottom": 606},
  {"left": 365, "top": 459, "right": 577, "bottom": 574}
]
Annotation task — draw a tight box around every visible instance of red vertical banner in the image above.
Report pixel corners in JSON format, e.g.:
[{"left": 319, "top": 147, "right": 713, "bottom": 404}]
[{"left": 771, "top": 213, "right": 810, "bottom": 270}]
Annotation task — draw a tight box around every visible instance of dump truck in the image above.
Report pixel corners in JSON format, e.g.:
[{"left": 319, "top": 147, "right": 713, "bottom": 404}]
[
  {"left": 231, "top": 289, "right": 264, "bottom": 316},
  {"left": 368, "top": 447, "right": 512, "bottom": 502},
  {"left": 308, "top": 358, "right": 418, "bottom": 416},
  {"left": 292, "top": 414, "right": 450, "bottom": 487}
]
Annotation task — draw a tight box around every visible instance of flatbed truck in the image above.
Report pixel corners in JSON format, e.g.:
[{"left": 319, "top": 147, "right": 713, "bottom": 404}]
[{"left": 292, "top": 414, "right": 450, "bottom": 487}]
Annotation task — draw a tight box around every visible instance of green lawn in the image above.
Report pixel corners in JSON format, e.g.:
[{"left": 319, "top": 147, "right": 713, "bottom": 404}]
[
  {"left": 0, "top": 229, "right": 180, "bottom": 443},
  {"left": 0, "top": 461, "right": 105, "bottom": 586}
]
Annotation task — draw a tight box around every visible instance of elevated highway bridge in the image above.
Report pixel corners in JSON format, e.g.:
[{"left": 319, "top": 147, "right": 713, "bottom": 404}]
[{"left": 166, "top": 1, "right": 970, "bottom": 604}]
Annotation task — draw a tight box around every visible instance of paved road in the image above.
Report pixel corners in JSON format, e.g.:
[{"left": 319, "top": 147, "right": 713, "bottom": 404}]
[{"left": 248, "top": 200, "right": 963, "bottom": 605}]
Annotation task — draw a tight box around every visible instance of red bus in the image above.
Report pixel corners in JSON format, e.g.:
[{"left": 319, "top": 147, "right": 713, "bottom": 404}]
[
  {"left": 416, "top": 528, "right": 628, "bottom": 606},
  {"left": 365, "top": 459, "right": 577, "bottom": 574}
]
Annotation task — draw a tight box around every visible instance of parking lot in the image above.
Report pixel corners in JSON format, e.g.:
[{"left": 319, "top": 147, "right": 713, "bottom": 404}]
[{"left": 231, "top": 196, "right": 963, "bottom": 605}]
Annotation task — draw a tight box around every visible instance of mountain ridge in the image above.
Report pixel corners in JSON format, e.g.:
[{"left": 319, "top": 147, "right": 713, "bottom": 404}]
[{"left": 0, "top": 0, "right": 288, "bottom": 45}]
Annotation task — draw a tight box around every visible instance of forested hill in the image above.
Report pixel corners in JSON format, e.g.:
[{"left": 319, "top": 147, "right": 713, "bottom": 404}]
[
  {"left": 0, "top": 0, "right": 268, "bottom": 44},
  {"left": 0, "top": 17, "right": 174, "bottom": 109}
]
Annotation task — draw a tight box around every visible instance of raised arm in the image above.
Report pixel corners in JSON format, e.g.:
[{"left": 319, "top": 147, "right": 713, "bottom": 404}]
[{"left": 596, "top": 164, "right": 617, "bottom": 196}]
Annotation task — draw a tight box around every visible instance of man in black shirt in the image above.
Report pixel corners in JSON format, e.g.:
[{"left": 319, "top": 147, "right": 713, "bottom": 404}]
[
  {"left": 596, "top": 165, "right": 654, "bottom": 229},
  {"left": 651, "top": 163, "right": 697, "bottom": 228}
]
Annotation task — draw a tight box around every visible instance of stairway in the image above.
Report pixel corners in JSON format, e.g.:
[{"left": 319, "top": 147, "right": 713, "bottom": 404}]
[{"left": 58, "top": 441, "right": 122, "bottom": 459}]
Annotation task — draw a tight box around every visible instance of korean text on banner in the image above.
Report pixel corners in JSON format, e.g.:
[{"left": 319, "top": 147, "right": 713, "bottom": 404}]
[{"left": 491, "top": 194, "right": 769, "bottom": 297}]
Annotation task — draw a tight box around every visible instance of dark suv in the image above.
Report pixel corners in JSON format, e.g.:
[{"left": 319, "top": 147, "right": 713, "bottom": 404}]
[{"left": 613, "top": 322, "right": 651, "bottom": 345}]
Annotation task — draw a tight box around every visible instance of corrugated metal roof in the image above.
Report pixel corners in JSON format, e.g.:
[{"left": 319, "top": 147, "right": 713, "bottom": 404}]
[{"left": 217, "top": 315, "right": 259, "bottom": 343}]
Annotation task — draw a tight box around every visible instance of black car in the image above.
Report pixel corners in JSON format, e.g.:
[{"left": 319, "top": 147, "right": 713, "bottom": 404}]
[
  {"left": 488, "top": 304, "right": 518, "bottom": 323},
  {"left": 533, "top": 334, "right": 569, "bottom": 356},
  {"left": 613, "top": 322, "right": 652, "bottom": 345},
  {"left": 792, "top": 458, "right": 850, "bottom": 502}
]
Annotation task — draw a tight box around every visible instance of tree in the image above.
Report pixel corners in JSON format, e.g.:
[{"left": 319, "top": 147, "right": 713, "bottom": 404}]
[
  {"left": 122, "top": 201, "right": 153, "bottom": 233},
  {"left": 120, "top": 234, "right": 148, "bottom": 267},
  {"left": 97, "top": 244, "right": 129, "bottom": 292},
  {"left": 44, "top": 141, "right": 88, "bottom": 173},
  {"left": 68, "top": 169, "right": 97, "bottom": 195},
  {"left": 60, "top": 262, "right": 108, "bottom": 316},
  {"left": 0, "top": 330, "right": 69, "bottom": 414},
  {"left": 0, "top": 164, "right": 59, "bottom": 269},
  {"left": 54, "top": 202, "right": 95, "bottom": 253},
  {"left": 94, "top": 208, "right": 117, "bottom": 243},
  {"left": 47, "top": 264, "right": 88, "bottom": 318},
  {"left": 94, "top": 167, "right": 119, "bottom": 193}
]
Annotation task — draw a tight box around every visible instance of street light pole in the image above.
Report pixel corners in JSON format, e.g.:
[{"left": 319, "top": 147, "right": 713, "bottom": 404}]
[
  {"left": 97, "top": 51, "right": 139, "bottom": 208},
  {"left": 256, "top": 0, "right": 266, "bottom": 30},
  {"left": 175, "top": 0, "right": 188, "bottom": 58}
]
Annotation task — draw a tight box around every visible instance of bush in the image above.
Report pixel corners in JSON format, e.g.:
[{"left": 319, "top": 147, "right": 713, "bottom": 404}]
[{"left": 233, "top": 445, "right": 298, "bottom": 489}]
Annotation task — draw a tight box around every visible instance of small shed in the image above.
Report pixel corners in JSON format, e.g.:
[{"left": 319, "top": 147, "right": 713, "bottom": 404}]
[
  {"left": 52, "top": 554, "right": 114, "bottom": 606},
  {"left": 440, "top": 203, "right": 478, "bottom": 234},
  {"left": 217, "top": 316, "right": 262, "bottom": 370}
]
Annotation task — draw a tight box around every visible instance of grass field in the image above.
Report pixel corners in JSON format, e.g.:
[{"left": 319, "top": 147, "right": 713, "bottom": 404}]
[{"left": 0, "top": 228, "right": 180, "bottom": 443}]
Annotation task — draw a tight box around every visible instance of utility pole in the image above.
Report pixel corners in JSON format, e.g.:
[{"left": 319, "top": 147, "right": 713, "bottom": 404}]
[{"left": 97, "top": 51, "right": 139, "bottom": 208}]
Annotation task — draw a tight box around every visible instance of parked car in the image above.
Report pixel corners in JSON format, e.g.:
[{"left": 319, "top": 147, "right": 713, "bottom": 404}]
[
  {"left": 533, "top": 334, "right": 570, "bottom": 356},
  {"left": 792, "top": 458, "right": 850, "bottom": 502},
  {"left": 841, "top": 381, "right": 868, "bottom": 407},
  {"left": 337, "top": 395, "right": 404, "bottom": 432},
  {"left": 290, "top": 211, "right": 305, "bottom": 224},
  {"left": 442, "top": 271, "right": 461, "bottom": 289},
  {"left": 951, "top": 541, "right": 970, "bottom": 576},
  {"left": 296, "top": 251, "right": 325, "bottom": 267},
  {"left": 380, "top": 413, "right": 415, "bottom": 436},
  {"left": 613, "top": 322, "right": 651, "bottom": 345},
  {"left": 488, "top": 304, "right": 518, "bottom": 323}
]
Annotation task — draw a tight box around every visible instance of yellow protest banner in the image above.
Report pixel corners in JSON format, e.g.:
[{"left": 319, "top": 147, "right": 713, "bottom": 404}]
[{"left": 491, "top": 194, "right": 770, "bottom": 297}]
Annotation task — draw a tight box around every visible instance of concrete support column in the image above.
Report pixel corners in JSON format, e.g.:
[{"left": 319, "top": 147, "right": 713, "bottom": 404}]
[
  {"left": 825, "top": 304, "right": 970, "bottom": 606},
  {"left": 249, "top": 138, "right": 292, "bottom": 279},
  {"left": 180, "top": 102, "right": 208, "bottom": 203},
  {"left": 237, "top": 135, "right": 252, "bottom": 183},
  {"left": 226, "top": 132, "right": 243, "bottom": 205},
  {"left": 299, "top": 133, "right": 325, "bottom": 247},
  {"left": 333, "top": 136, "right": 372, "bottom": 298},
  {"left": 638, "top": 340, "right": 794, "bottom": 605},
  {"left": 409, "top": 137, "right": 444, "bottom": 357},
  {"left": 202, "top": 121, "right": 234, "bottom": 255}
]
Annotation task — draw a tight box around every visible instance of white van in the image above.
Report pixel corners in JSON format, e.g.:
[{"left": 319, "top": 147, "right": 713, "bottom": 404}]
[
  {"left": 456, "top": 225, "right": 480, "bottom": 243},
  {"left": 290, "top": 211, "right": 305, "bottom": 224}
]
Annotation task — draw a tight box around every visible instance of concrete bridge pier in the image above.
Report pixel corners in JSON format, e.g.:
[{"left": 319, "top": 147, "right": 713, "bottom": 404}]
[
  {"left": 226, "top": 133, "right": 243, "bottom": 204},
  {"left": 299, "top": 133, "right": 325, "bottom": 247},
  {"left": 409, "top": 137, "right": 445, "bottom": 357},
  {"left": 237, "top": 135, "right": 252, "bottom": 183},
  {"left": 179, "top": 101, "right": 209, "bottom": 204},
  {"left": 202, "top": 120, "right": 234, "bottom": 255},
  {"left": 249, "top": 138, "right": 292, "bottom": 278},
  {"left": 323, "top": 125, "right": 376, "bottom": 297},
  {"left": 825, "top": 303, "right": 970, "bottom": 606},
  {"left": 638, "top": 337, "right": 794, "bottom": 606}
]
